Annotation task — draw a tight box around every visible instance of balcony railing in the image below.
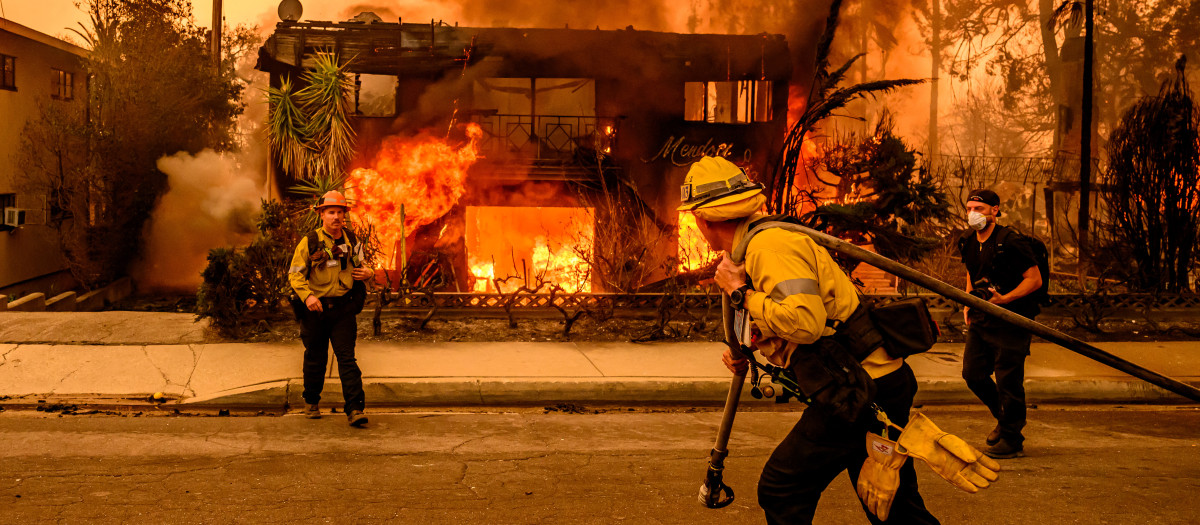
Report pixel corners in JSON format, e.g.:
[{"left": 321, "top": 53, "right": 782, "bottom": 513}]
[{"left": 467, "top": 113, "right": 618, "bottom": 161}]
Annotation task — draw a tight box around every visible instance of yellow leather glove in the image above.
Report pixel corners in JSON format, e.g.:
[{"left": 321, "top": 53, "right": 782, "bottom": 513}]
[
  {"left": 856, "top": 433, "right": 907, "bottom": 521},
  {"left": 896, "top": 413, "right": 1001, "bottom": 493}
]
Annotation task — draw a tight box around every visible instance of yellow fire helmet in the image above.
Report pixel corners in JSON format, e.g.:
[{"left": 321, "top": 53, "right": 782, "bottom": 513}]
[{"left": 678, "top": 156, "right": 766, "bottom": 220}]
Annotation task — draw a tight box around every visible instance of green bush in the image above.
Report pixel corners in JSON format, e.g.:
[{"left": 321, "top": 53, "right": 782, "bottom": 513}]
[{"left": 196, "top": 199, "right": 301, "bottom": 337}]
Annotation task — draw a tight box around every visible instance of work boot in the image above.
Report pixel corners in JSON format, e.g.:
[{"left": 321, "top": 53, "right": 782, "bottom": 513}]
[
  {"left": 986, "top": 424, "right": 1002, "bottom": 446},
  {"left": 303, "top": 403, "right": 321, "bottom": 419},
  {"left": 347, "top": 410, "right": 368, "bottom": 428},
  {"left": 983, "top": 438, "right": 1025, "bottom": 459}
]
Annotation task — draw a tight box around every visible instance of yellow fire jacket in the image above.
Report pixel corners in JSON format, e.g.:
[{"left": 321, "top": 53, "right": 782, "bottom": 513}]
[
  {"left": 288, "top": 228, "right": 361, "bottom": 302},
  {"left": 735, "top": 215, "right": 902, "bottom": 379}
]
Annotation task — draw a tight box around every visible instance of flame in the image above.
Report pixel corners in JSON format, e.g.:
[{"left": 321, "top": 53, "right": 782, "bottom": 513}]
[
  {"left": 677, "top": 212, "right": 720, "bottom": 272},
  {"left": 347, "top": 123, "right": 484, "bottom": 267},
  {"left": 787, "top": 85, "right": 807, "bottom": 131},
  {"left": 470, "top": 262, "right": 495, "bottom": 292},
  {"left": 466, "top": 206, "right": 593, "bottom": 293}
]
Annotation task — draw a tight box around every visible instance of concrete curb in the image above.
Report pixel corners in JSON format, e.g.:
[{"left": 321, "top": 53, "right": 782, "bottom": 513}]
[{"left": 5, "top": 377, "right": 1195, "bottom": 410}]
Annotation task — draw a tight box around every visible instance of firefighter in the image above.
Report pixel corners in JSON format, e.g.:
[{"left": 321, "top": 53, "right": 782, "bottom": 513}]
[
  {"left": 679, "top": 156, "right": 939, "bottom": 524},
  {"left": 288, "top": 190, "right": 374, "bottom": 427}
]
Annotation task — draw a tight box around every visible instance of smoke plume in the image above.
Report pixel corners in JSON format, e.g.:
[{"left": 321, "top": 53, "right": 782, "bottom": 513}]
[{"left": 133, "top": 149, "right": 266, "bottom": 291}]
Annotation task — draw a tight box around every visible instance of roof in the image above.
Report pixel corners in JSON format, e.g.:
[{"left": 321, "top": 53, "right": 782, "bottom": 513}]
[
  {"left": 258, "top": 20, "right": 790, "bottom": 80},
  {"left": 0, "top": 17, "right": 90, "bottom": 58}
]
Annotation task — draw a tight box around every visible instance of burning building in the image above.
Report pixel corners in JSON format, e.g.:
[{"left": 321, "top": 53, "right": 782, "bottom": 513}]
[{"left": 256, "top": 15, "right": 791, "bottom": 293}]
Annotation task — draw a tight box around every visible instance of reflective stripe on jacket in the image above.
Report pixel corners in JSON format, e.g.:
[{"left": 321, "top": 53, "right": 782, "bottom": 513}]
[{"left": 735, "top": 215, "right": 902, "bottom": 378}]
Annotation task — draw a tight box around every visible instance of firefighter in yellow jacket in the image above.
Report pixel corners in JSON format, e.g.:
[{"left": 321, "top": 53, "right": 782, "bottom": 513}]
[
  {"left": 680, "top": 156, "right": 939, "bottom": 524},
  {"left": 289, "top": 190, "right": 374, "bottom": 427}
]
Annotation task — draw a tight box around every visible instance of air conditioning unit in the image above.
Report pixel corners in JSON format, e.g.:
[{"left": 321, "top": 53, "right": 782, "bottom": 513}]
[{"left": 4, "top": 208, "right": 27, "bottom": 228}]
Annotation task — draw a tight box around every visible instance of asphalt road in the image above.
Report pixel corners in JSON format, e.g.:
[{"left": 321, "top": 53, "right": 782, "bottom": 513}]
[{"left": 0, "top": 405, "right": 1197, "bottom": 524}]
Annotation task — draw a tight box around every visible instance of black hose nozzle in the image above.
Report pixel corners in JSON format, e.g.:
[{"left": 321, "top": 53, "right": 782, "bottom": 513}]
[{"left": 699, "top": 463, "right": 735, "bottom": 508}]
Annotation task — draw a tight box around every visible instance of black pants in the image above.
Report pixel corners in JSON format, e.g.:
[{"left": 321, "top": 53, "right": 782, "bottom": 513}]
[
  {"left": 962, "top": 323, "right": 1030, "bottom": 445},
  {"left": 758, "top": 363, "right": 939, "bottom": 525},
  {"left": 299, "top": 298, "right": 365, "bottom": 413}
]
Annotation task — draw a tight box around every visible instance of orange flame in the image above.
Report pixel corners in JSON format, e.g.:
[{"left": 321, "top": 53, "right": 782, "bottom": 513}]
[
  {"left": 466, "top": 206, "right": 593, "bottom": 293},
  {"left": 347, "top": 123, "right": 484, "bottom": 268},
  {"left": 677, "top": 212, "right": 720, "bottom": 272},
  {"left": 787, "top": 84, "right": 807, "bottom": 131}
]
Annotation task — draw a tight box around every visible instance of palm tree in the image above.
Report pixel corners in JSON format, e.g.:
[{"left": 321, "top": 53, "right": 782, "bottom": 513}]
[
  {"left": 267, "top": 51, "right": 359, "bottom": 232},
  {"left": 266, "top": 51, "right": 357, "bottom": 186},
  {"left": 768, "top": 0, "right": 924, "bottom": 215}
]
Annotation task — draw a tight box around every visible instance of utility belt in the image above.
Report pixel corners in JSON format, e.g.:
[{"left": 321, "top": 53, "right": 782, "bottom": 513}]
[
  {"left": 290, "top": 282, "right": 366, "bottom": 321},
  {"left": 760, "top": 298, "right": 937, "bottom": 423},
  {"left": 318, "top": 293, "right": 353, "bottom": 309}
]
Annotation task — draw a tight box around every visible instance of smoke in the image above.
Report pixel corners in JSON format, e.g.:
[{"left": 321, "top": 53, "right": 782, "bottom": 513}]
[
  {"left": 132, "top": 149, "right": 266, "bottom": 291},
  {"left": 132, "top": 46, "right": 271, "bottom": 292}
]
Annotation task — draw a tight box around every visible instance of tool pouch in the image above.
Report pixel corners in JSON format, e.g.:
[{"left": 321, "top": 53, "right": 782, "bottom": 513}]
[
  {"left": 868, "top": 297, "right": 939, "bottom": 358},
  {"left": 289, "top": 293, "right": 307, "bottom": 322},
  {"left": 788, "top": 337, "right": 877, "bottom": 423},
  {"left": 347, "top": 279, "right": 367, "bottom": 315}
]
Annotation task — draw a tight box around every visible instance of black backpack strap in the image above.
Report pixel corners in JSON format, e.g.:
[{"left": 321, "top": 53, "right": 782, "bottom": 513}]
[
  {"left": 730, "top": 215, "right": 805, "bottom": 264},
  {"left": 303, "top": 231, "right": 321, "bottom": 279},
  {"left": 992, "top": 225, "right": 1013, "bottom": 246}
]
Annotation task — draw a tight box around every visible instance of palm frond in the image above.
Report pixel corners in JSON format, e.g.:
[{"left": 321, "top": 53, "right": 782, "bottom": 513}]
[
  {"left": 1047, "top": 1, "right": 1081, "bottom": 32},
  {"left": 266, "top": 77, "right": 310, "bottom": 178},
  {"left": 817, "top": 54, "right": 865, "bottom": 103},
  {"left": 287, "top": 173, "right": 350, "bottom": 232},
  {"left": 805, "top": 78, "right": 926, "bottom": 124},
  {"left": 812, "top": 0, "right": 846, "bottom": 89},
  {"left": 295, "top": 51, "right": 357, "bottom": 181}
]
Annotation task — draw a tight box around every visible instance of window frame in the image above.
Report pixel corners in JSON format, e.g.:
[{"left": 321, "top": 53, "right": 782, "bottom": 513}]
[
  {"left": 684, "top": 80, "right": 773, "bottom": 125},
  {"left": 1, "top": 54, "right": 16, "bottom": 91},
  {"left": 51, "top": 69, "right": 74, "bottom": 100}
]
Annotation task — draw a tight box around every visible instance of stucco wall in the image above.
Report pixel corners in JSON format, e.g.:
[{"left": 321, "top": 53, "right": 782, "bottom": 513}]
[{"left": 0, "top": 19, "right": 86, "bottom": 289}]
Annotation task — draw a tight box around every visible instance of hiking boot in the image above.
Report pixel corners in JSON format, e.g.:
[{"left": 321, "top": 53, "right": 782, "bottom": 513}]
[
  {"left": 303, "top": 404, "right": 321, "bottom": 419},
  {"left": 986, "top": 424, "right": 1002, "bottom": 447},
  {"left": 983, "top": 438, "right": 1025, "bottom": 459},
  {"left": 347, "top": 410, "right": 368, "bottom": 428}
]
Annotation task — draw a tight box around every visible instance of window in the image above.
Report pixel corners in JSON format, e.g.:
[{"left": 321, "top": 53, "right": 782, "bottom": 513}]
[
  {"left": 684, "top": 80, "right": 773, "bottom": 124},
  {"left": 355, "top": 74, "right": 396, "bottom": 117},
  {"left": 52, "top": 69, "right": 73, "bottom": 100},
  {"left": 0, "top": 193, "right": 14, "bottom": 210},
  {"left": 1, "top": 55, "right": 15, "bottom": 90}
]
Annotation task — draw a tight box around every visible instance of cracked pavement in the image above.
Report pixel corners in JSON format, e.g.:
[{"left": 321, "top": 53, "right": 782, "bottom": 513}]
[{"left": 0, "top": 406, "right": 1197, "bottom": 523}]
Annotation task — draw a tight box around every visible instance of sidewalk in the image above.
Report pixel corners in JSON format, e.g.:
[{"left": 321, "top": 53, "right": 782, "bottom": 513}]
[{"left": 0, "top": 312, "right": 1197, "bottom": 408}]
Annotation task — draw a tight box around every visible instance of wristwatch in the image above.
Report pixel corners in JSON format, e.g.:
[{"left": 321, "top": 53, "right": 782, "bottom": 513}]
[{"left": 729, "top": 284, "right": 753, "bottom": 309}]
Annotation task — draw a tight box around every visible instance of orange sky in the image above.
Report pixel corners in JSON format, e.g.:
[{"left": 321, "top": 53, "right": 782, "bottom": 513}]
[{"left": 2, "top": 1, "right": 467, "bottom": 42}]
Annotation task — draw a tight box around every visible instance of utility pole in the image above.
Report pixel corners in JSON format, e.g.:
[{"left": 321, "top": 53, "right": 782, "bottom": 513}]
[
  {"left": 929, "top": 0, "right": 941, "bottom": 159},
  {"left": 211, "top": 0, "right": 223, "bottom": 71},
  {"left": 1078, "top": 0, "right": 1094, "bottom": 275}
]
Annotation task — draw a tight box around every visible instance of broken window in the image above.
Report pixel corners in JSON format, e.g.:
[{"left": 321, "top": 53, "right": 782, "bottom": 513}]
[
  {"left": 356, "top": 74, "right": 396, "bottom": 117},
  {"left": 51, "top": 69, "right": 73, "bottom": 100},
  {"left": 1, "top": 55, "right": 15, "bottom": 90},
  {"left": 684, "top": 80, "right": 772, "bottom": 124}
]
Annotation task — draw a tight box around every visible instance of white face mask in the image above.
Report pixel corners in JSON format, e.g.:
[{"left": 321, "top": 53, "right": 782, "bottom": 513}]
[{"left": 967, "top": 211, "right": 989, "bottom": 231}]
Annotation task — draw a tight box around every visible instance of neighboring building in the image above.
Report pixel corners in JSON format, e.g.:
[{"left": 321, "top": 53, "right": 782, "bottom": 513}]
[
  {"left": 0, "top": 18, "right": 87, "bottom": 296},
  {"left": 257, "top": 17, "right": 791, "bottom": 291}
]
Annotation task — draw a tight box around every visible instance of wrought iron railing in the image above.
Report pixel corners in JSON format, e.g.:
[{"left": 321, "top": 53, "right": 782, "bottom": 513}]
[
  {"left": 382, "top": 292, "right": 1200, "bottom": 312},
  {"left": 467, "top": 113, "right": 618, "bottom": 161}
]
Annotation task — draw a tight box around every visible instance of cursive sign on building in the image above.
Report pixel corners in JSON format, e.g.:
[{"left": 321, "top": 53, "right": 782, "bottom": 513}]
[{"left": 643, "top": 135, "right": 751, "bottom": 166}]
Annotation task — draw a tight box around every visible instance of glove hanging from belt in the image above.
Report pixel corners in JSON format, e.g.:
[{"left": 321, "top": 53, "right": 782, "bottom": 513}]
[
  {"left": 856, "top": 432, "right": 906, "bottom": 520},
  {"left": 895, "top": 413, "right": 1001, "bottom": 493}
]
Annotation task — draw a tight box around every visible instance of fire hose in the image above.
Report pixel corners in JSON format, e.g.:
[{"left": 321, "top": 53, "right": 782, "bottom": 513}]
[
  {"left": 697, "top": 294, "right": 746, "bottom": 509},
  {"left": 701, "top": 223, "right": 1200, "bottom": 509}
]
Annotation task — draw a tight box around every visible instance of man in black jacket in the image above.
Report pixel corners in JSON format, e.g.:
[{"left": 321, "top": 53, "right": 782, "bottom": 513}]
[{"left": 958, "top": 189, "right": 1043, "bottom": 459}]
